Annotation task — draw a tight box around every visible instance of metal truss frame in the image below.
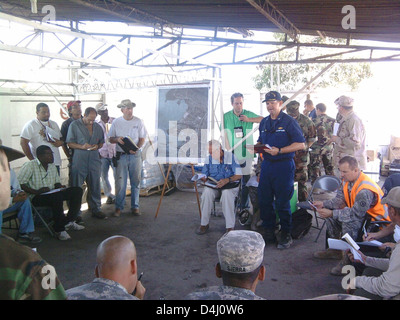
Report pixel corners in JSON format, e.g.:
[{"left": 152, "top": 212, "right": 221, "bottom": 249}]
[{"left": 1, "top": 10, "right": 400, "bottom": 97}]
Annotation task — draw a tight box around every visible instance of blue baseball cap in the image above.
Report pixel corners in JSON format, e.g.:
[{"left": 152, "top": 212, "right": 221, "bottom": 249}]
[{"left": 262, "top": 91, "right": 282, "bottom": 103}]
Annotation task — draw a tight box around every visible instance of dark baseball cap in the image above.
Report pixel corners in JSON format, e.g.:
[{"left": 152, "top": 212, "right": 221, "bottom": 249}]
[
  {"left": 262, "top": 91, "right": 282, "bottom": 103},
  {"left": 0, "top": 139, "right": 25, "bottom": 162}
]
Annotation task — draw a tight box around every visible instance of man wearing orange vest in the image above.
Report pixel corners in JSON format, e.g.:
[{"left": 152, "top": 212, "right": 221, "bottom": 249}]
[{"left": 312, "top": 155, "right": 390, "bottom": 275}]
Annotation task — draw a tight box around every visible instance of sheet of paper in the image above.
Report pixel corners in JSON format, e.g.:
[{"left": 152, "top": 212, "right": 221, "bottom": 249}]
[
  {"left": 45, "top": 126, "right": 61, "bottom": 140},
  {"left": 41, "top": 187, "right": 66, "bottom": 195},
  {"left": 333, "top": 122, "right": 340, "bottom": 136},
  {"left": 327, "top": 238, "right": 363, "bottom": 261},
  {"left": 357, "top": 240, "right": 383, "bottom": 247},
  {"left": 191, "top": 173, "right": 207, "bottom": 182},
  {"left": 246, "top": 175, "right": 259, "bottom": 188}
]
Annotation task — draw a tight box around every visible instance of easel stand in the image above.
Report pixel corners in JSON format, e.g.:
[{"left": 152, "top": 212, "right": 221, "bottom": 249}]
[{"left": 155, "top": 163, "right": 202, "bottom": 219}]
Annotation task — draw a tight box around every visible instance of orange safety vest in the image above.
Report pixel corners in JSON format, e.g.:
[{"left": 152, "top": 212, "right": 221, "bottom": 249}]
[{"left": 343, "top": 172, "right": 390, "bottom": 222}]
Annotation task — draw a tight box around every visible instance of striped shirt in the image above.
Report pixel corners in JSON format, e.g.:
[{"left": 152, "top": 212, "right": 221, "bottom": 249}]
[{"left": 17, "top": 159, "right": 60, "bottom": 199}]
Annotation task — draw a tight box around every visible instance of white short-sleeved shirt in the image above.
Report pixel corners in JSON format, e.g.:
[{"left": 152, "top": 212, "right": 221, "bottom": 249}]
[
  {"left": 108, "top": 116, "right": 147, "bottom": 153},
  {"left": 20, "top": 119, "right": 62, "bottom": 166},
  {"left": 394, "top": 225, "right": 400, "bottom": 243}
]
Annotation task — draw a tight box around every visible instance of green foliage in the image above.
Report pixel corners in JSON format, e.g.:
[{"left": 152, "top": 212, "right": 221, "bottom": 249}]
[{"left": 253, "top": 33, "right": 373, "bottom": 92}]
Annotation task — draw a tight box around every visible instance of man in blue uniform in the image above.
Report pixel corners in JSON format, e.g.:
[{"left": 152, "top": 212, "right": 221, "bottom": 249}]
[{"left": 256, "top": 91, "right": 305, "bottom": 249}]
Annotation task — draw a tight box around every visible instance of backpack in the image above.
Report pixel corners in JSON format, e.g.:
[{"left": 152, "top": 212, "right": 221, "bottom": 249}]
[{"left": 291, "top": 208, "right": 313, "bottom": 239}]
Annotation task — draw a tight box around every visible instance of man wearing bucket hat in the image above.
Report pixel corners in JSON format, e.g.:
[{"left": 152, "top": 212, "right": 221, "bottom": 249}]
[
  {"left": 109, "top": 99, "right": 147, "bottom": 217},
  {"left": 254, "top": 91, "right": 305, "bottom": 249},
  {"left": 347, "top": 186, "right": 400, "bottom": 299},
  {"left": 186, "top": 230, "right": 266, "bottom": 300}
]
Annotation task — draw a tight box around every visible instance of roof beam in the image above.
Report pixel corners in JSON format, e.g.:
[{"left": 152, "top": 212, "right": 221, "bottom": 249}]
[
  {"left": 246, "top": 0, "right": 300, "bottom": 41},
  {"left": 68, "top": 0, "right": 174, "bottom": 28}
]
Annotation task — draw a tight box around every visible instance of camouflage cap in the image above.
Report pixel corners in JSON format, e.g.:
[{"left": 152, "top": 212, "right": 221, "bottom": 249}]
[
  {"left": 286, "top": 100, "right": 300, "bottom": 116},
  {"left": 281, "top": 95, "right": 289, "bottom": 103},
  {"left": 117, "top": 99, "right": 136, "bottom": 109},
  {"left": 381, "top": 186, "right": 400, "bottom": 208},
  {"left": 217, "top": 230, "right": 265, "bottom": 274},
  {"left": 335, "top": 95, "right": 353, "bottom": 108}
]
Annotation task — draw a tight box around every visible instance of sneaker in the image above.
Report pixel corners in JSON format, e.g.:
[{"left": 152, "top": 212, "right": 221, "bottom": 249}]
[
  {"left": 65, "top": 221, "right": 85, "bottom": 231},
  {"left": 106, "top": 196, "right": 115, "bottom": 204},
  {"left": 75, "top": 215, "right": 84, "bottom": 225},
  {"left": 56, "top": 231, "right": 71, "bottom": 241},
  {"left": 92, "top": 211, "right": 108, "bottom": 219},
  {"left": 277, "top": 231, "right": 293, "bottom": 249},
  {"left": 17, "top": 233, "right": 42, "bottom": 244}
]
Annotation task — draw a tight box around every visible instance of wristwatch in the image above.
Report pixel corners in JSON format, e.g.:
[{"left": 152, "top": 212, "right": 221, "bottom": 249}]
[{"left": 278, "top": 148, "right": 282, "bottom": 154}]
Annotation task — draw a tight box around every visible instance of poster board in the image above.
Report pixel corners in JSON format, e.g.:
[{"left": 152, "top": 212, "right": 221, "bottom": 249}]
[{"left": 154, "top": 83, "right": 210, "bottom": 164}]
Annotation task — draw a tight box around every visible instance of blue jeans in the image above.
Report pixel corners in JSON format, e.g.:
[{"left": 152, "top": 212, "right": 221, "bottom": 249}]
[
  {"left": 101, "top": 157, "right": 116, "bottom": 199},
  {"left": 115, "top": 152, "right": 142, "bottom": 211},
  {"left": 0, "top": 200, "right": 35, "bottom": 234},
  {"left": 258, "top": 159, "right": 295, "bottom": 233}
]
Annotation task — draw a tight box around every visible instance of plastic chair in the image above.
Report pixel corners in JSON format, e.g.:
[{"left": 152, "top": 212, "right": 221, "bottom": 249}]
[{"left": 297, "top": 175, "right": 342, "bottom": 242}]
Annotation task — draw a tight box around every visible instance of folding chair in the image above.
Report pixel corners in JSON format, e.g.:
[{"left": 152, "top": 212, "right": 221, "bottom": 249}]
[
  {"left": 297, "top": 175, "right": 341, "bottom": 242},
  {"left": 30, "top": 202, "right": 55, "bottom": 237},
  {"left": 1, "top": 210, "right": 19, "bottom": 231}
]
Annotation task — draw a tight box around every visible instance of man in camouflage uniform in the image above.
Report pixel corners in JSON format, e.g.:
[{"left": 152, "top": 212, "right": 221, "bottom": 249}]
[
  {"left": 186, "top": 230, "right": 266, "bottom": 300},
  {"left": 332, "top": 96, "right": 367, "bottom": 175},
  {"left": 309, "top": 103, "right": 335, "bottom": 184},
  {"left": 67, "top": 236, "right": 145, "bottom": 300},
  {"left": 286, "top": 100, "right": 316, "bottom": 202},
  {"left": 312, "top": 156, "right": 389, "bottom": 276},
  {"left": 0, "top": 143, "right": 66, "bottom": 300}
]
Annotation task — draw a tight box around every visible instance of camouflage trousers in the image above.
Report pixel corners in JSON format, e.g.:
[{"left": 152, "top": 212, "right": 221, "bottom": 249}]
[
  {"left": 294, "top": 165, "right": 308, "bottom": 202},
  {"left": 309, "top": 150, "right": 334, "bottom": 185},
  {"left": 325, "top": 214, "right": 365, "bottom": 243}
]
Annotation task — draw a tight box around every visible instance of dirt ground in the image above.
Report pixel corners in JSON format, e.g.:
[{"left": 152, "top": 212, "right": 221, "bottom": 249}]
[{"left": 3, "top": 189, "right": 347, "bottom": 300}]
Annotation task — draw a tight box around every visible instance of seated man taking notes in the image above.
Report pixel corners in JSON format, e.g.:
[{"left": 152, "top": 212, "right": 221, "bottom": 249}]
[
  {"left": 196, "top": 140, "right": 242, "bottom": 235},
  {"left": 18, "top": 145, "right": 84, "bottom": 241}
]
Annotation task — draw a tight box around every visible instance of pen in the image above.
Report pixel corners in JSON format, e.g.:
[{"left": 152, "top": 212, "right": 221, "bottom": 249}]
[{"left": 132, "top": 272, "right": 144, "bottom": 296}]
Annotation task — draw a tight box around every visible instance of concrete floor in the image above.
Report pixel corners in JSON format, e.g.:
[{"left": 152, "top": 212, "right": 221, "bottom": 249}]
[{"left": 4, "top": 189, "right": 346, "bottom": 300}]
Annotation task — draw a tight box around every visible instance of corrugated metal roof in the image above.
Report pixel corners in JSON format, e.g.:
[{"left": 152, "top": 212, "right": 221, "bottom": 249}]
[{"left": 0, "top": 0, "right": 399, "bottom": 42}]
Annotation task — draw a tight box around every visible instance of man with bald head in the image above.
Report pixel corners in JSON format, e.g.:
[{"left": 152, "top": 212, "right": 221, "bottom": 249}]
[{"left": 66, "top": 236, "right": 145, "bottom": 300}]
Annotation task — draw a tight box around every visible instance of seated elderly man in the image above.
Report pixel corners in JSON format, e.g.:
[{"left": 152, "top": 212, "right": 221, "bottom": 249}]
[
  {"left": 18, "top": 145, "right": 84, "bottom": 241},
  {"left": 66, "top": 235, "right": 145, "bottom": 300},
  {"left": 186, "top": 230, "right": 266, "bottom": 300},
  {"left": 196, "top": 140, "right": 242, "bottom": 235},
  {"left": 312, "top": 156, "right": 390, "bottom": 275}
]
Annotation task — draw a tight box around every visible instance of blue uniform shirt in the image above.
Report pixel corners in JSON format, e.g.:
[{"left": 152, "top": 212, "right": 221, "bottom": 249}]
[
  {"left": 202, "top": 151, "right": 242, "bottom": 181},
  {"left": 258, "top": 111, "right": 305, "bottom": 161}
]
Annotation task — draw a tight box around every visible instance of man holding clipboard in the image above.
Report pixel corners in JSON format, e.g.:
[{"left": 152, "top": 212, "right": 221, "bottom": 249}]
[
  {"left": 18, "top": 145, "right": 84, "bottom": 241},
  {"left": 108, "top": 99, "right": 147, "bottom": 218}
]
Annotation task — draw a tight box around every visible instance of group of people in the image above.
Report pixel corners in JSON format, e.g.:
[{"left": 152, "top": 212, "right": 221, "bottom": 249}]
[
  {"left": 195, "top": 90, "right": 399, "bottom": 299},
  {"left": 0, "top": 99, "right": 147, "bottom": 241},
  {"left": 0, "top": 88, "right": 399, "bottom": 300}
]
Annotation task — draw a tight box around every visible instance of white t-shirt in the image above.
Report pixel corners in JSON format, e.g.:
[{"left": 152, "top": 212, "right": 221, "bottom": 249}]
[
  {"left": 108, "top": 116, "right": 147, "bottom": 153},
  {"left": 20, "top": 118, "right": 62, "bottom": 166}
]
